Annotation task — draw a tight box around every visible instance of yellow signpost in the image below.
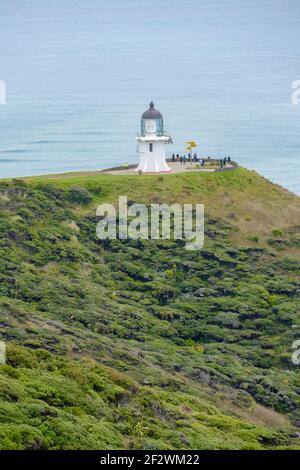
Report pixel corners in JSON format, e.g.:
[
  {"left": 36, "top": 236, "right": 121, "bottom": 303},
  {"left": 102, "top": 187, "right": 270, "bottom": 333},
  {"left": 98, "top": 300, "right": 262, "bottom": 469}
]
[{"left": 186, "top": 140, "right": 198, "bottom": 154}]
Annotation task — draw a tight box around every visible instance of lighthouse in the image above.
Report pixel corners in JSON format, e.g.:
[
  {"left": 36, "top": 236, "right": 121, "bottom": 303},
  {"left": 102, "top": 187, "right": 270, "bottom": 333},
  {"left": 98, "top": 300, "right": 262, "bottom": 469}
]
[{"left": 136, "top": 102, "right": 172, "bottom": 173}]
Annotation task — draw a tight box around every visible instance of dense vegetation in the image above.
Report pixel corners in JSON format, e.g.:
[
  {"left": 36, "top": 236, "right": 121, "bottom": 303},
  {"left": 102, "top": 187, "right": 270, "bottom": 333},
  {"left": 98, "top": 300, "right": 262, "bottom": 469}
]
[{"left": 0, "top": 169, "right": 299, "bottom": 450}]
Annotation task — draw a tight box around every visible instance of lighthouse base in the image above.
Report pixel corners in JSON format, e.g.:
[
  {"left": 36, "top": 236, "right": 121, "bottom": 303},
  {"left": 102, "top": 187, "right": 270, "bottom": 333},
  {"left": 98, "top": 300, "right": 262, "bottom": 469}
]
[{"left": 136, "top": 137, "right": 171, "bottom": 173}]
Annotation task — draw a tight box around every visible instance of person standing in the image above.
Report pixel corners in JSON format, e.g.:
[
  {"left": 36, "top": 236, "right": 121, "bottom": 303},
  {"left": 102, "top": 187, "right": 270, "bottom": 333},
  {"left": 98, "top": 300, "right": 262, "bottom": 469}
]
[{"left": 124, "top": 161, "right": 128, "bottom": 171}]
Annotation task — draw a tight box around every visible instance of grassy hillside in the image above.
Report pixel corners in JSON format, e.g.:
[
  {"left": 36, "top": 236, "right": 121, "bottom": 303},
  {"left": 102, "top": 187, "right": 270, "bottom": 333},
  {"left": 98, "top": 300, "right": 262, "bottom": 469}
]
[
  {"left": 0, "top": 168, "right": 299, "bottom": 450},
  {"left": 26, "top": 167, "right": 300, "bottom": 250}
]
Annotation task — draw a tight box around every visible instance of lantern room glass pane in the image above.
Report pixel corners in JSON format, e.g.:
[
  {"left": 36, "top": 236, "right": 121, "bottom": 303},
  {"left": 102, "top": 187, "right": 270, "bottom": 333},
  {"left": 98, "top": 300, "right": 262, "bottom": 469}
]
[{"left": 141, "top": 117, "right": 164, "bottom": 137}]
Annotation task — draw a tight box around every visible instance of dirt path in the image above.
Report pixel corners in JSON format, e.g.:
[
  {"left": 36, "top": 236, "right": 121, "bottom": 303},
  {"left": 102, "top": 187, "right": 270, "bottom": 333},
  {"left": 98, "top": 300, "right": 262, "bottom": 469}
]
[
  {"left": 22, "top": 160, "right": 237, "bottom": 180},
  {"left": 102, "top": 161, "right": 235, "bottom": 175}
]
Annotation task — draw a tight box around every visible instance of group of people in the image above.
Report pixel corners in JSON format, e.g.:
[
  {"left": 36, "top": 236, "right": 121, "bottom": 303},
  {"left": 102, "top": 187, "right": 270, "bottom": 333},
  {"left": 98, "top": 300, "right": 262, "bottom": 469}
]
[
  {"left": 219, "top": 156, "right": 231, "bottom": 168},
  {"left": 172, "top": 153, "right": 205, "bottom": 166},
  {"left": 172, "top": 153, "right": 232, "bottom": 168}
]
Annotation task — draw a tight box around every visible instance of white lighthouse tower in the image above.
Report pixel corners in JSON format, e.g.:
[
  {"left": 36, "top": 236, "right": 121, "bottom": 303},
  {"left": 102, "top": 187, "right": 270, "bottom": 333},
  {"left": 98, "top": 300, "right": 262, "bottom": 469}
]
[{"left": 136, "top": 102, "right": 172, "bottom": 173}]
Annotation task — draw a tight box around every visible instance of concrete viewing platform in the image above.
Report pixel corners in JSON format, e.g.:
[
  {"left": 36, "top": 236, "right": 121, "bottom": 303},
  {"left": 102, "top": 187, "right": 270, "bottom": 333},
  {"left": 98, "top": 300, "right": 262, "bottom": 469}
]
[{"left": 101, "top": 159, "right": 237, "bottom": 175}]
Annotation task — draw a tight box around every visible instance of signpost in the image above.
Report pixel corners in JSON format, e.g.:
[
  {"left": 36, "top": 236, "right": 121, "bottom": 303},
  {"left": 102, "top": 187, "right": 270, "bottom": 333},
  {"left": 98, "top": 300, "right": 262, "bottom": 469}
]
[{"left": 186, "top": 140, "right": 197, "bottom": 155}]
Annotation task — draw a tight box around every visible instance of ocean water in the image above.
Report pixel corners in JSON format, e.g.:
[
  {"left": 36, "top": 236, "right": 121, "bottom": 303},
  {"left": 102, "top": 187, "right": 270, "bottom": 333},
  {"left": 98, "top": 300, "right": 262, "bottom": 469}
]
[{"left": 0, "top": 0, "right": 300, "bottom": 194}]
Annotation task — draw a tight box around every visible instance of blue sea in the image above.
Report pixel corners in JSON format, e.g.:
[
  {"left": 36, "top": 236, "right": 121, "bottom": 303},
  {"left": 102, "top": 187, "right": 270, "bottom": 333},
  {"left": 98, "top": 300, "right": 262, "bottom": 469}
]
[{"left": 0, "top": 0, "right": 300, "bottom": 194}]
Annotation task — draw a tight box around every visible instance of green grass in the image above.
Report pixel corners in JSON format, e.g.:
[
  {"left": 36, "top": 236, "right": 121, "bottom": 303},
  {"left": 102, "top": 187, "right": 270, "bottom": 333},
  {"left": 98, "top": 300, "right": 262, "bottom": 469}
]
[
  {"left": 22, "top": 167, "right": 300, "bottom": 248},
  {"left": 0, "top": 169, "right": 299, "bottom": 449}
]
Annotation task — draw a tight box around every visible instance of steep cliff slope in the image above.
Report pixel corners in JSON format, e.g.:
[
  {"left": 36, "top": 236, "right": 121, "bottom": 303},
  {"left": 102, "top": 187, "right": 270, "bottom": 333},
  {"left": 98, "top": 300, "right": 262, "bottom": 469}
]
[{"left": 0, "top": 169, "right": 299, "bottom": 449}]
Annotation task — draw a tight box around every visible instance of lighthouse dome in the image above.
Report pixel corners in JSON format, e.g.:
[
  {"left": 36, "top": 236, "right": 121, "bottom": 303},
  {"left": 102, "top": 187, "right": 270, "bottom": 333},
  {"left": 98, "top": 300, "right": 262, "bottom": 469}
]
[
  {"left": 142, "top": 101, "right": 163, "bottom": 120},
  {"left": 141, "top": 102, "right": 164, "bottom": 136}
]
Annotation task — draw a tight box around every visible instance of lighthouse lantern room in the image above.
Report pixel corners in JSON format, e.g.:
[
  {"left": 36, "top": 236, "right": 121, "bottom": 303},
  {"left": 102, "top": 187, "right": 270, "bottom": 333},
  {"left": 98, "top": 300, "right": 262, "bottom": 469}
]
[{"left": 136, "top": 102, "right": 172, "bottom": 173}]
